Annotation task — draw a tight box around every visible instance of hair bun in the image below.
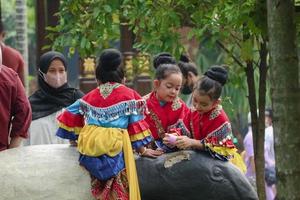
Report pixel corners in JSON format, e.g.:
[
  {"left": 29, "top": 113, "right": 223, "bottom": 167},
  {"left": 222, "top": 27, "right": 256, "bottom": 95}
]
[
  {"left": 265, "top": 108, "right": 273, "bottom": 119},
  {"left": 153, "top": 52, "right": 176, "bottom": 69},
  {"left": 204, "top": 65, "right": 228, "bottom": 86},
  {"left": 99, "top": 49, "right": 122, "bottom": 71},
  {"left": 179, "top": 54, "right": 190, "bottom": 63}
]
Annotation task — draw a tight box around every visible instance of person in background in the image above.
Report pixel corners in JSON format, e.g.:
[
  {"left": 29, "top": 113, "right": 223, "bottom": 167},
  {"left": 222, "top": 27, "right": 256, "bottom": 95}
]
[
  {"left": 171, "top": 66, "right": 246, "bottom": 172},
  {"left": 0, "top": 21, "right": 25, "bottom": 86},
  {"left": 0, "top": 45, "right": 31, "bottom": 151},
  {"left": 264, "top": 108, "right": 276, "bottom": 199},
  {"left": 56, "top": 49, "right": 162, "bottom": 200},
  {"left": 144, "top": 54, "right": 190, "bottom": 152},
  {"left": 178, "top": 54, "right": 199, "bottom": 108},
  {"left": 243, "top": 108, "right": 276, "bottom": 200},
  {"left": 243, "top": 112, "right": 256, "bottom": 183},
  {"left": 23, "top": 51, "right": 84, "bottom": 145}
]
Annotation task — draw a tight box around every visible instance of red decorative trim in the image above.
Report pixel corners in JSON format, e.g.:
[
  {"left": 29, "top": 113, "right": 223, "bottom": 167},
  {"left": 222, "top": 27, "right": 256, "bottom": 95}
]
[
  {"left": 127, "top": 120, "right": 149, "bottom": 135},
  {"left": 57, "top": 110, "right": 84, "bottom": 127}
]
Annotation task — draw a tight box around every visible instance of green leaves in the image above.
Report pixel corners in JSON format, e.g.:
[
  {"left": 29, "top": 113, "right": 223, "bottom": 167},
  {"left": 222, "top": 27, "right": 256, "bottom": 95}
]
[
  {"left": 241, "top": 39, "right": 253, "bottom": 61},
  {"left": 93, "top": 8, "right": 101, "bottom": 18},
  {"left": 47, "top": 0, "right": 273, "bottom": 133},
  {"left": 48, "top": 0, "right": 121, "bottom": 56},
  {"left": 50, "top": 0, "right": 265, "bottom": 62},
  {"left": 103, "top": 5, "right": 112, "bottom": 13}
]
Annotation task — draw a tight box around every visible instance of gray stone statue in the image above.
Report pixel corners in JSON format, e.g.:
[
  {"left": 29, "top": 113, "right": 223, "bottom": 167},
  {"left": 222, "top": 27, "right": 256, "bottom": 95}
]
[
  {"left": 136, "top": 150, "right": 258, "bottom": 200},
  {"left": 0, "top": 145, "right": 257, "bottom": 200}
]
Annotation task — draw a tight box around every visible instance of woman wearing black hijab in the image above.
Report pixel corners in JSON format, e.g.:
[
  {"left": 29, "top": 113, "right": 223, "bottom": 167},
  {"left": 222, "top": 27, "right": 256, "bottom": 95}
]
[{"left": 24, "top": 51, "right": 84, "bottom": 145}]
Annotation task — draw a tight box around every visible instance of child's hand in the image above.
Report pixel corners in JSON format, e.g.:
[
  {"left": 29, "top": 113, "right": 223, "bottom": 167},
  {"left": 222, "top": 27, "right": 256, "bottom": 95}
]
[
  {"left": 176, "top": 136, "right": 194, "bottom": 149},
  {"left": 69, "top": 140, "right": 77, "bottom": 147},
  {"left": 163, "top": 133, "right": 177, "bottom": 148},
  {"left": 141, "top": 148, "right": 164, "bottom": 158}
]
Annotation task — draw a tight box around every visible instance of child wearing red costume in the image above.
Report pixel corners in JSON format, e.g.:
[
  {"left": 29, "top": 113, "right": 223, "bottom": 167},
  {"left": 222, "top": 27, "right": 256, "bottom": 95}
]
[
  {"left": 174, "top": 66, "right": 246, "bottom": 172},
  {"left": 144, "top": 53, "right": 190, "bottom": 152},
  {"left": 56, "top": 49, "right": 162, "bottom": 200}
]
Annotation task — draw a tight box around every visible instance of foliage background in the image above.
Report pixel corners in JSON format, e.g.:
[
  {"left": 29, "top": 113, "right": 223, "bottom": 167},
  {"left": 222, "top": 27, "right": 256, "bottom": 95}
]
[
  {"left": 1, "top": 0, "right": 36, "bottom": 75},
  {"left": 48, "top": 0, "right": 276, "bottom": 140}
]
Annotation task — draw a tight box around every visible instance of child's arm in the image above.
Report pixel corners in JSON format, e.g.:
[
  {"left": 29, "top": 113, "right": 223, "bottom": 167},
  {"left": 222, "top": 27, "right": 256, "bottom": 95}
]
[
  {"left": 56, "top": 100, "right": 84, "bottom": 141},
  {"left": 175, "top": 136, "right": 204, "bottom": 150},
  {"left": 128, "top": 114, "right": 163, "bottom": 158},
  {"left": 136, "top": 146, "right": 163, "bottom": 158}
]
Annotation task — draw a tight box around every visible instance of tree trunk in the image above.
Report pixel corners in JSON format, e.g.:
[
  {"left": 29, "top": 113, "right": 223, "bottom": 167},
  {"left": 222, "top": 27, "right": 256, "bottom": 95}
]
[
  {"left": 257, "top": 41, "right": 268, "bottom": 200},
  {"left": 267, "top": 0, "right": 300, "bottom": 199},
  {"left": 15, "top": 0, "right": 28, "bottom": 91},
  {"left": 219, "top": 37, "right": 268, "bottom": 199},
  {"left": 245, "top": 59, "right": 266, "bottom": 200},
  {"left": 0, "top": 0, "right": 2, "bottom": 22}
]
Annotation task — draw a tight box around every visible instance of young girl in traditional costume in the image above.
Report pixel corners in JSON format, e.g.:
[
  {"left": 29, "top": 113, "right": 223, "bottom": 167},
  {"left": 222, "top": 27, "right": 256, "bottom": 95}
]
[
  {"left": 173, "top": 66, "right": 246, "bottom": 172},
  {"left": 144, "top": 53, "right": 190, "bottom": 152},
  {"left": 56, "top": 49, "right": 162, "bottom": 200}
]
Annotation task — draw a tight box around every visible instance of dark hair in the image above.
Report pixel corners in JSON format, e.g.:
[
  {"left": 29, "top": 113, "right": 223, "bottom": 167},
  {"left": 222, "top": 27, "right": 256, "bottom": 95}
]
[
  {"left": 194, "top": 65, "right": 228, "bottom": 100},
  {"left": 155, "top": 63, "right": 182, "bottom": 80},
  {"left": 178, "top": 54, "right": 198, "bottom": 78},
  {"left": 95, "top": 49, "right": 124, "bottom": 83},
  {"left": 153, "top": 52, "right": 176, "bottom": 69},
  {"left": 265, "top": 108, "right": 273, "bottom": 119},
  {"left": 179, "top": 54, "right": 190, "bottom": 63}
]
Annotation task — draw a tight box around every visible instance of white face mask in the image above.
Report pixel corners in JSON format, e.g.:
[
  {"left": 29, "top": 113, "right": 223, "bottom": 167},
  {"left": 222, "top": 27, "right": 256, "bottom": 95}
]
[{"left": 39, "top": 69, "right": 67, "bottom": 88}]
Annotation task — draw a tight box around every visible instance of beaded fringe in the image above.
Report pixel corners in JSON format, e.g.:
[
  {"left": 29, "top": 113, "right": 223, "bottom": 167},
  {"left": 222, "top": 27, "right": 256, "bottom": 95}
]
[{"left": 79, "top": 99, "right": 147, "bottom": 122}]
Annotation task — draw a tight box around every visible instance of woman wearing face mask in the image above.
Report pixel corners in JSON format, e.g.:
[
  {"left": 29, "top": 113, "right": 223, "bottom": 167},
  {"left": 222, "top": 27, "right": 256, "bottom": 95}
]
[{"left": 24, "top": 51, "right": 84, "bottom": 145}]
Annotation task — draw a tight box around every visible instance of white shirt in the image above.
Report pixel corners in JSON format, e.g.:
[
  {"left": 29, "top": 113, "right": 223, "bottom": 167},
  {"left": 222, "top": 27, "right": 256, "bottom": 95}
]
[{"left": 23, "top": 111, "right": 69, "bottom": 145}]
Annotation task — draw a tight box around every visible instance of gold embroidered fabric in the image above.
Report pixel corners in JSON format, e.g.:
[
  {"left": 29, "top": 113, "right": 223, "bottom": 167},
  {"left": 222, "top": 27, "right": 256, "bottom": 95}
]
[
  {"left": 171, "top": 97, "right": 182, "bottom": 111},
  {"left": 209, "top": 105, "right": 222, "bottom": 120},
  {"left": 148, "top": 109, "right": 165, "bottom": 138},
  {"left": 99, "top": 82, "right": 121, "bottom": 99}
]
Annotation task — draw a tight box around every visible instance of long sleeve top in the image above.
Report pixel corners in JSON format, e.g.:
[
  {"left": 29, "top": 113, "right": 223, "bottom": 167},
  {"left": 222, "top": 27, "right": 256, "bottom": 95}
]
[
  {"left": 1, "top": 44, "right": 25, "bottom": 86},
  {"left": 0, "top": 65, "right": 31, "bottom": 151}
]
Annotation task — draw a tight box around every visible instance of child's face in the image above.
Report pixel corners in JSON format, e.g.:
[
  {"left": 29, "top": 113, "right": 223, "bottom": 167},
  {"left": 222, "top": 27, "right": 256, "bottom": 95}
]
[
  {"left": 192, "top": 91, "right": 218, "bottom": 114},
  {"left": 155, "top": 73, "right": 182, "bottom": 102}
]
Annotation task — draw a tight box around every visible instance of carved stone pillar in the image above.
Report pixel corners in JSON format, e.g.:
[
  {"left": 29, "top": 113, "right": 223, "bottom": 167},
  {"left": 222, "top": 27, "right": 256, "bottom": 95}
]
[
  {"left": 120, "top": 23, "right": 152, "bottom": 95},
  {"left": 79, "top": 57, "right": 97, "bottom": 94},
  {"left": 123, "top": 51, "right": 134, "bottom": 88},
  {"left": 133, "top": 53, "right": 152, "bottom": 96}
]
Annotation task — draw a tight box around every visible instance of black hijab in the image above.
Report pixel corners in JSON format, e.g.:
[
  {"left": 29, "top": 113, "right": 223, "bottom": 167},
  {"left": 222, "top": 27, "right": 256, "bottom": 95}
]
[{"left": 29, "top": 51, "right": 84, "bottom": 120}]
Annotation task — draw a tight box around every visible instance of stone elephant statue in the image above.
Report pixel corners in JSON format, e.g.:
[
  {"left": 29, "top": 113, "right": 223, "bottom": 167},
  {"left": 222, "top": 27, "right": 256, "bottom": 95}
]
[
  {"left": 136, "top": 150, "right": 258, "bottom": 200},
  {"left": 0, "top": 145, "right": 257, "bottom": 200}
]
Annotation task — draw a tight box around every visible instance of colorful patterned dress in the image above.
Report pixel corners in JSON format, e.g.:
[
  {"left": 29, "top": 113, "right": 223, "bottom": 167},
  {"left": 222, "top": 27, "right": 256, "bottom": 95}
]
[
  {"left": 186, "top": 105, "right": 246, "bottom": 172},
  {"left": 56, "top": 82, "right": 152, "bottom": 200},
  {"left": 143, "top": 92, "right": 190, "bottom": 152}
]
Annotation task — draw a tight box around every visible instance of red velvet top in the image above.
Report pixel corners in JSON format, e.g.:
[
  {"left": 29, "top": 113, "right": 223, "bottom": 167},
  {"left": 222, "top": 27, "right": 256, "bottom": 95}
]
[
  {"left": 1, "top": 44, "right": 25, "bottom": 86},
  {"left": 0, "top": 66, "right": 31, "bottom": 151},
  {"left": 185, "top": 105, "right": 234, "bottom": 148},
  {"left": 143, "top": 92, "right": 190, "bottom": 140}
]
